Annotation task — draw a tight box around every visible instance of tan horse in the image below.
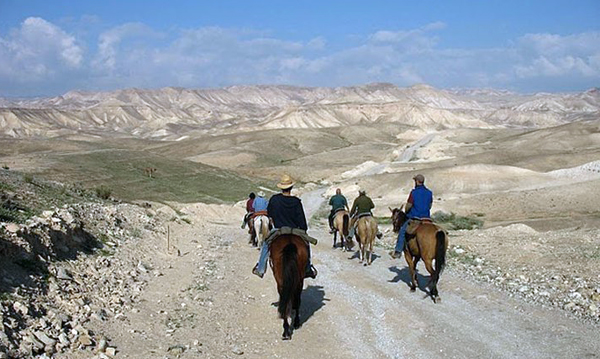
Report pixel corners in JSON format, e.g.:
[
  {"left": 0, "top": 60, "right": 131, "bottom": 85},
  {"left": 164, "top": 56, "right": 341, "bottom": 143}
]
[
  {"left": 391, "top": 208, "right": 448, "bottom": 302},
  {"left": 332, "top": 210, "right": 352, "bottom": 250},
  {"left": 355, "top": 215, "right": 378, "bottom": 265}
]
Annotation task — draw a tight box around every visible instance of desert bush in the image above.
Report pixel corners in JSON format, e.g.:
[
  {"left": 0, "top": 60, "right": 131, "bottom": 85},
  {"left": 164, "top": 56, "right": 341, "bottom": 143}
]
[
  {"left": 2, "top": 164, "right": 8, "bottom": 170},
  {"left": 95, "top": 185, "right": 112, "bottom": 200},
  {"left": 23, "top": 173, "right": 34, "bottom": 183},
  {"left": 432, "top": 211, "right": 483, "bottom": 230}
]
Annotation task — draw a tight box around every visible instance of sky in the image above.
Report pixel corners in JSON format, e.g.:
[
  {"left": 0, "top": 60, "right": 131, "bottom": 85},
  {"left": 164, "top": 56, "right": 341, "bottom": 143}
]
[{"left": 0, "top": 0, "right": 599, "bottom": 97}]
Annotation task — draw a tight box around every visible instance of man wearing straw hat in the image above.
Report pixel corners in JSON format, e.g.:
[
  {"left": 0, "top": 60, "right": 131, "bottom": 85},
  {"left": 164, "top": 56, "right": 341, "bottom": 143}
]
[{"left": 252, "top": 174, "right": 318, "bottom": 279}]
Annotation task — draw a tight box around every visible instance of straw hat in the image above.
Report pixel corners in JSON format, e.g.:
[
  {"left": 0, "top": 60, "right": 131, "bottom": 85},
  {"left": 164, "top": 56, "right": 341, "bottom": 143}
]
[
  {"left": 277, "top": 174, "right": 295, "bottom": 189},
  {"left": 257, "top": 190, "right": 265, "bottom": 197}
]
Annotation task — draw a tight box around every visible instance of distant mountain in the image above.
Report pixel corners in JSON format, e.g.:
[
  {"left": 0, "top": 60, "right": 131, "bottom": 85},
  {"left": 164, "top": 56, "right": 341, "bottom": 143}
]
[{"left": 1, "top": 84, "right": 598, "bottom": 139}]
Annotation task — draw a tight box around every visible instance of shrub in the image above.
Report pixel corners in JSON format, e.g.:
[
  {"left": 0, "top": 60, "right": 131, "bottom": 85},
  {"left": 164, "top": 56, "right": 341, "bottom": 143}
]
[
  {"left": 1, "top": 165, "right": 8, "bottom": 170},
  {"left": 23, "top": 173, "right": 34, "bottom": 183},
  {"left": 432, "top": 211, "right": 483, "bottom": 230},
  {"left": 95, "top": 185, "right": 112, "bottom": 200}
]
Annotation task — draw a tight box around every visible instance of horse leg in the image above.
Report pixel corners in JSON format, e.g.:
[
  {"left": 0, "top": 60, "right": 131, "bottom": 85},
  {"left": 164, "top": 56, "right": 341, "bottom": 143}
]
[
  {"left": 282, "top": 317, "right": 292, "bottom": 340},
  {"left": 333, "top": 230, "right": 337, "bottom": 249},
  {"left": 293, "top": 285, "right": 302, "bottom": 329},
  {"left": 423, "top": 259, "right": 440, "bottom": 302},
  {"left": 358, "top": 242, "right": 364, "bottom": 263},
  {"left": 404, "top": 253, "right": 417, "bottom": 291}
]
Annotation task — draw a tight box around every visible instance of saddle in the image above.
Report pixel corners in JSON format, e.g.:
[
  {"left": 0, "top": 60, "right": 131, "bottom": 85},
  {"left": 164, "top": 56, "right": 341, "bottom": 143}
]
[
  {"left": 333, "top": 208, "right": 347, "bottom": 215},
  {"left": 354, "top": 212, "right": 372, "bottom": 220},
  {"left": 251, "top": 210, "right": 269, "bottom": 219},
  {"left": 264, "top": 227, "right": 318, "bottom": 246}
]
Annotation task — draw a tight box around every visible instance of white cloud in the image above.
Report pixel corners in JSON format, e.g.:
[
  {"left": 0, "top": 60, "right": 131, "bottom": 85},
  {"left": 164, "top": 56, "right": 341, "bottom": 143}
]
[
  {"left": 514, "top": 32, "right": 600, "bottom": 80},
  {"left": 0, "top": 17, "right": 599, "bottom": 96},
  {"left": 0, "top": 17, "right": 83, "bottom": 83}
]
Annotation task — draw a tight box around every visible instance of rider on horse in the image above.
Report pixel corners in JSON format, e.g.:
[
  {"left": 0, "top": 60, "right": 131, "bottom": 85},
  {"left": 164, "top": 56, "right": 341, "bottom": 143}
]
[
  {"left": 390, "top": 174, "right": 433, "bottom": 259},
  {"left": 241, "top": 192, "right": 256, "bottom": 229},
  {"left": 252, "top": 174, "right": 318, "bottom": 279},
  {"left": 348, "top": 189, "right": 382, "bottom": 239},
  {"left": 328, "top": 188, "right": 348, "bottom": 233},
  {"left": 253, "top": 191, "right": 268, "bottom": 214}
]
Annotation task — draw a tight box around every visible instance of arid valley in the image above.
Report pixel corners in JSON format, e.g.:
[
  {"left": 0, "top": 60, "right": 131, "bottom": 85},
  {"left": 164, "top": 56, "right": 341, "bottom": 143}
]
[{"left": 1, "top": 83, "right": 599, "bottom": 358}]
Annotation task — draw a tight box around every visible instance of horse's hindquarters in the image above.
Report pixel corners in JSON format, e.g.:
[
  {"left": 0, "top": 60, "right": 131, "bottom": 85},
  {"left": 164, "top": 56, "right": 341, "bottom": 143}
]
[{"left": 268, "top": 235, "right": 308, "bottom": 339}]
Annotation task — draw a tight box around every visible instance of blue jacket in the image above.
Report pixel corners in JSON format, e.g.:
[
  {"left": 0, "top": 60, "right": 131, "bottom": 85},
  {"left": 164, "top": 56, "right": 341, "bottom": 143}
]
[
  {"left": 406, "top": 184, "right": 433, "bottom": 219},
  {"left": 253, "top": 196, "right": 268, "bottom": 212}
]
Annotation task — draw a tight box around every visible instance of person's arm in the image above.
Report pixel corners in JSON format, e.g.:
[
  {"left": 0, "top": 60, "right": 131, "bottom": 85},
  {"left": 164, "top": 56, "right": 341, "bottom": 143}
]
[
  {"left": 297, "top": 200, "right": 308, "bottom": 230},
  {"left": 350, "top": 200, "right": 357, "bottom": 216},
  {"left": 343, "top": 197, "right": 349, "bottom": 211},
  {"left": 405, "top": 191, "right": 414, "bottom": 213}
]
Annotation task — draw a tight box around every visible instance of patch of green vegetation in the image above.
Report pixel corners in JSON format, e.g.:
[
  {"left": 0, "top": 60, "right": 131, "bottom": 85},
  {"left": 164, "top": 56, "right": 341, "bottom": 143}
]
[
  {"left": 376, "top": 216, "right": 392, "bottom": 225},
  {"left": 0, "top": 291, "right": 13, "bottom": 301},
  {"left": 0, "top": 204, "right": 35, "bottom": 224},
  {"left": 23, "top": 173, "right": 34, "bottom": 184},
  {"left": 39, "top": 149, "right": 268, "bottom": 204},
  {"left": 130, "top": 227, "right": 142, "bottom": 238},
  {"left": 96, "top": 248, "right": 114, "bottom": 257},
  {"left": 95, "top": 185, "right": 113, "bottom": 200},
  {"left": 432, "top": 211, "right": 483, "bottom": 230}
]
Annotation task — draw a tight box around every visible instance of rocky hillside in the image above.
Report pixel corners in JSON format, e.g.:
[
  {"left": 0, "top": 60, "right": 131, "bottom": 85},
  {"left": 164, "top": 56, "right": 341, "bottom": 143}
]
[
  {"left": 0, "top": 170, "right": 181, "bottom": 358},
  {"left": 1, "top": 84, "right": 598, "bottom": 139}
]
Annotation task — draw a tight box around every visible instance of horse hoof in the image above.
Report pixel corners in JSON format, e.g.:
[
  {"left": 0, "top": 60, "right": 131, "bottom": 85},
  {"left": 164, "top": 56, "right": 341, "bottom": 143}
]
[
  {"left": 434, "top": 296, "right": 441, "bottom": 303},
  {"left": 282, "top": 334, "right": 292, "bottom": 341},
  {"left": 410, "top": 287, "right": 416, "bottom": 292}
]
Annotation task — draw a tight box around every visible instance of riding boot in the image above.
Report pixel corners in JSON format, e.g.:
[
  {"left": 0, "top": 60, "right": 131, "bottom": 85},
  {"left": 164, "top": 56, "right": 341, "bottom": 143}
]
[
  {"left": 328, "top": 212, "right": 335, "bottom": 234},
  {"left": 390, "top": 220, "right": 408, "bottom": 259},
  {"left": 304, "top": 244, "right": 317, "bottom": 279}
]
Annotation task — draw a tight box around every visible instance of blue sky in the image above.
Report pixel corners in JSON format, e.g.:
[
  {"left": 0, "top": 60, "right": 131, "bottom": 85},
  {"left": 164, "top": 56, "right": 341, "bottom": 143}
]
[{"left": 0, "top": 0, "right": 599, "bottom": 97}]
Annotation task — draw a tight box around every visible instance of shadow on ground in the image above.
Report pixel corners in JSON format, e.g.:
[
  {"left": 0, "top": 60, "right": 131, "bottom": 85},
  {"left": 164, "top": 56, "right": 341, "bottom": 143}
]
[{"left": 300, "top": 285, "right": 329, "bottom": 325}]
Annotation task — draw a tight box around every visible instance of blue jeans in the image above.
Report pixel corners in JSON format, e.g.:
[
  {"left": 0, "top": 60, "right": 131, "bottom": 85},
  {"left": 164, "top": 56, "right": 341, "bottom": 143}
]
[
  {"left": 255, "top": 241, "right": 313, "bottom": 277},
  {"left": 394, "top": 220, "right": 410, "bottom": 253}
]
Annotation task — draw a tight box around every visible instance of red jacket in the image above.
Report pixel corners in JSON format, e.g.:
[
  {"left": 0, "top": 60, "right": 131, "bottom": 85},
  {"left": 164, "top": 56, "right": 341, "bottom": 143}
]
[{"left": 246, "top": 198, "right": 255, "bottom": 213}]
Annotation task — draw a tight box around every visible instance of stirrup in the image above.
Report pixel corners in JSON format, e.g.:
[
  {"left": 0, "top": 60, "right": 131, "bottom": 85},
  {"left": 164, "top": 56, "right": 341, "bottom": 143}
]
[
  {"left": 252, "top": 264, "right": 264, "bottom": 278},
  {"left": 305, "top": 265, "right": 318, "bottom": 279},
  {"left": 389, "top": 250, "right": 402, "bottom": 259}
]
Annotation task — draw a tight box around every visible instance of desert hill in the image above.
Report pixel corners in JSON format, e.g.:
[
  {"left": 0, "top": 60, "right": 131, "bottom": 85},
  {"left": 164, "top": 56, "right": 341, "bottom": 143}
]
[{"left": 1, "top": 84, "right": 599, "bottom": 138}]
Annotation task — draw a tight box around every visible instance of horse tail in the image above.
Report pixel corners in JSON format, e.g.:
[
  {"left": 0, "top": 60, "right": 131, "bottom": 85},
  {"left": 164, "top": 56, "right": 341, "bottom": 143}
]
[
  {"left": 342, "top": 214, "right": 349, "bottom": 236},
  {"left": 278, "top": 243, "right": 299, "bottom": 320},
  {"left": 434, "top": 230, "right": 447, "bottom": 279}
]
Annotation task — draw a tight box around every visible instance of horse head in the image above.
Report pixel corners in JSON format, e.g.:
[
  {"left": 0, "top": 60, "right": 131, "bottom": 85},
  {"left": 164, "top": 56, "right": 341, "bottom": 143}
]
[{"left": 390, "top": 206, "right": 407, "bottom": 233}]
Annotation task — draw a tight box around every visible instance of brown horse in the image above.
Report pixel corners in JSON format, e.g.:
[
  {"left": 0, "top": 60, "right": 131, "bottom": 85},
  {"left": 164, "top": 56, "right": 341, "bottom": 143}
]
[
  {"left": 269, "top": 234, "right": 308, "bottom": 340},
  {"left": 390, "top": 207, "right": 448, "bottom": 302},
  {"left": 332, "top": 210, "right": 352, "bottom": 250},
  {"left": 355, "top": 215, "right": 378, "bottom": 265}
]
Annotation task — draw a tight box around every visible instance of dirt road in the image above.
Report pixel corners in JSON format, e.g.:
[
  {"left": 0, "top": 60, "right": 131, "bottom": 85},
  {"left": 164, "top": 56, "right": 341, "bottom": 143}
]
[{"left": 74, "top": 194, "right": 600, "bottom": 359}]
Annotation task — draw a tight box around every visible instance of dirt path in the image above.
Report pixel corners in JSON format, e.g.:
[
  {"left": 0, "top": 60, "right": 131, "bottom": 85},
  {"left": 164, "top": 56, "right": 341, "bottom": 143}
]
[{"left": 76, "top": 199, "right": 600, "bottom": 359}]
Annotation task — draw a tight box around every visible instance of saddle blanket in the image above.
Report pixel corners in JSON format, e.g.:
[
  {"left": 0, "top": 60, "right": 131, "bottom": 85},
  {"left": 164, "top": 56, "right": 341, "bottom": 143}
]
[{"left": 264, "top": 227, "right": 318, "bottom": 246}]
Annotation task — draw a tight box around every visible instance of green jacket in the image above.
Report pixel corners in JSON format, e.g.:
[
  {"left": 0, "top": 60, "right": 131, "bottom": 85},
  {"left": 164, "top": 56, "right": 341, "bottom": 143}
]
[{"left": 350, "top": 194, "right": 374, "bottom": 216}]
